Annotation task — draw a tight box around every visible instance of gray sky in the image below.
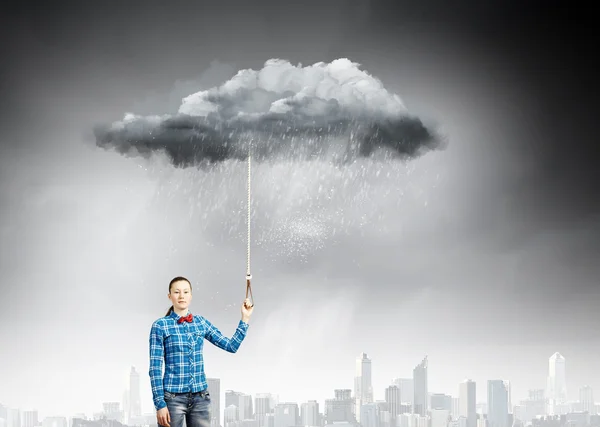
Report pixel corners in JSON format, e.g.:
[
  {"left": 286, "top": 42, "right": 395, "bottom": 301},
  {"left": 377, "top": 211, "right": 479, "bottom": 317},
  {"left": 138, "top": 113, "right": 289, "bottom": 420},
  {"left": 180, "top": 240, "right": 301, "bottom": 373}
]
[{"left": 1, "top": 0, "right": 598, "bottom": 419}]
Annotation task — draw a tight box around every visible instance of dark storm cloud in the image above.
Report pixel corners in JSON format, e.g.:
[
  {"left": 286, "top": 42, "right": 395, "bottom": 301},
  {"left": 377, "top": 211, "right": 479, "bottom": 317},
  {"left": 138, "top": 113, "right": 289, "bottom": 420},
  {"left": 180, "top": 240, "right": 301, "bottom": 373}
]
[{"left": 93, "top": 59, "right": 445, "bottom": 166}]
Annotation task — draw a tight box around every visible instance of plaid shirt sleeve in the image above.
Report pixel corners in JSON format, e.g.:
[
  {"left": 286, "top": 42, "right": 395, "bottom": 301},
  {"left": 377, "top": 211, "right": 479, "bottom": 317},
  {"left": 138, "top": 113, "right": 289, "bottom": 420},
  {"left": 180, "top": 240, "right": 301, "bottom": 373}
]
[
  {"left": 203, "top": 318, "right": 249, "bottom": 353},
  {"left": 149, "top": 321, "right": 166, "bottom": 410}
]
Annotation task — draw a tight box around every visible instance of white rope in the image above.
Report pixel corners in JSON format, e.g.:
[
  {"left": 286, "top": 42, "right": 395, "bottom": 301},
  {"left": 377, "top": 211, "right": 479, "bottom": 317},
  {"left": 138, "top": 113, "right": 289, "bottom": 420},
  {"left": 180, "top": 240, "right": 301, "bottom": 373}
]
[{"left": 246, "top": 142, "right": 252, "bottom": 279}]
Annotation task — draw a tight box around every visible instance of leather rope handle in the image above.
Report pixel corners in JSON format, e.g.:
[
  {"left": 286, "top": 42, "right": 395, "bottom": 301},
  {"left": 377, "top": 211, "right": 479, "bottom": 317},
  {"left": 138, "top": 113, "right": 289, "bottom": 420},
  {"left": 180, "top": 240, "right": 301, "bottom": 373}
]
[{"left": 245, "top": 274, "right": 254, "bottom": 308}]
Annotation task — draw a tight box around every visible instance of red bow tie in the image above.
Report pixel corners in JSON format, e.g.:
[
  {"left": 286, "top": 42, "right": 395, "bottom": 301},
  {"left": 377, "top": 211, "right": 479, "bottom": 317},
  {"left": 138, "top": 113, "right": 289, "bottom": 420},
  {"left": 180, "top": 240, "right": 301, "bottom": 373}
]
[{"left": 178, "top": 313, "right": 193, "bottom": 324}]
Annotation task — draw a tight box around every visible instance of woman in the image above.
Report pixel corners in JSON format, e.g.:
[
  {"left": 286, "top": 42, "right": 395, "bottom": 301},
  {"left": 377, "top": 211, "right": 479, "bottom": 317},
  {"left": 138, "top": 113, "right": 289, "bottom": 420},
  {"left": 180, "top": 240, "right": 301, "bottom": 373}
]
[{"left": 149, "top": 276, "right": 254, "bottom": 427}]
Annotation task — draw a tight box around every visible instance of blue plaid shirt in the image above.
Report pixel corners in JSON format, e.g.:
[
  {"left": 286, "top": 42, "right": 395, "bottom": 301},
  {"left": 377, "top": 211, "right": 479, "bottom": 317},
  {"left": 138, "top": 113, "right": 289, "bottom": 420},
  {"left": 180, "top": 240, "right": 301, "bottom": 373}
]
[{"left": 148, "top": 310, "right": 249, "bottom": 410}]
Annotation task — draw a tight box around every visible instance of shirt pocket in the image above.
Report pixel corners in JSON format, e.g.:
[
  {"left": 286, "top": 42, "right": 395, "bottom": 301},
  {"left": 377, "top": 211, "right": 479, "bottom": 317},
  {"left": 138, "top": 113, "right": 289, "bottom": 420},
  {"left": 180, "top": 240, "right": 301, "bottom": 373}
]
[{"left": 190, "top": 331, "right": 203, "bottom": 353}]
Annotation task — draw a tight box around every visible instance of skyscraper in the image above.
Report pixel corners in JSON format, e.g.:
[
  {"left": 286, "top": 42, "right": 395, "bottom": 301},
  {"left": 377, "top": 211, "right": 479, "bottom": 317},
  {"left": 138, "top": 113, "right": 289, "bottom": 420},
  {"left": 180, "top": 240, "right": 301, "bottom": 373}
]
[
  {"left": 460, "top": 380, "right": 477, "bottom": 427},
  {"left": 579, "top": 386, "right": 594, "bottom": 414},
  {"left": 274, "top": 403, "right": 299, "bottom": 427},
  {"left": 225, "top": 391, "right": 242, "bottom": 412},
  {"left": 430, "top": 394, "right": 452, "bottom": 411},
  {"left": 21, "top": 411, "right": 38, "bottom": 427},
  {"left": 129, "top": 367, "right": 141, "bottom": 421},
  {"left": 546, "top": 352, "right": 567, "bottom": 415},
  {"left": 207, "top": 378, "right": 221, "bottom": 427},
  {"left": 487, "top": 380, "right": 508, "bottom": 427},
  {"left": 503, "top": 381, "right": 511, "bottom": 414},
  {"left": 413, "top": 356, "right": 428, "bottom": 416},
  {"left": 255, "top": 394, "right": 274, "bottom": 427},
  {"left": 385, "top": 385, "right": 401, "bottom": 425},
  {"left": 301, "top": 401, "right": 319, "bottom": 427},
  {"left": 225, "top": 390, "right": 242, "bottom": 426},
  {"left": 325, "top": 389, "right": 355, "bottom": 424},
  {"left": 392, "top": 378, "right": 414, "bottom": 405},
  {"left": 6, "top": 408, "right": 20, "bottom": 427},
  {"left": 102, "top": 403, "right": 120, "bottom": 422},
  {"left": 360, "top": 404, "right": 378, "bottom": 427},
  {"left": 239, "top": 394, "right": 253, "bottom": 420},
  {"left": 355, "top": 353, "right": 373, "bottom": 421}
]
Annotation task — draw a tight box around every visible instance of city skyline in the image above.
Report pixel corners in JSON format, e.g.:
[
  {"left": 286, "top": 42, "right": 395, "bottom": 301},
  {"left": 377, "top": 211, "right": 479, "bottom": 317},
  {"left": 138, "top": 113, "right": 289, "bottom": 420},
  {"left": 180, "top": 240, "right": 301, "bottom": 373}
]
[{"left": 1, "top": 351, "right": 598, "bottom": 421}]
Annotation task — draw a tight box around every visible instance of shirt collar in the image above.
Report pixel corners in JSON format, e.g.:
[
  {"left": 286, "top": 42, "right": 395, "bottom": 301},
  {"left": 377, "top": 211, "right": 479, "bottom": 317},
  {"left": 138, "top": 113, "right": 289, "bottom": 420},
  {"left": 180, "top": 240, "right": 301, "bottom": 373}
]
[{"left": 169, "top": 310, "right": 193, "bottom": 321}]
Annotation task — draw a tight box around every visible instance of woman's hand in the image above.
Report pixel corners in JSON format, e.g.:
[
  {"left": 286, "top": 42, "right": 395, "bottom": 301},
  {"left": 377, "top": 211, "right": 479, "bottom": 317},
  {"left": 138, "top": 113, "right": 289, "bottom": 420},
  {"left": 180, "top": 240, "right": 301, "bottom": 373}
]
[
  {"left": 157, "top": 407, "right": 170, "bottom": 427},
  {"left": 241, "top": 298, "right": 254, "bottom": 322}
]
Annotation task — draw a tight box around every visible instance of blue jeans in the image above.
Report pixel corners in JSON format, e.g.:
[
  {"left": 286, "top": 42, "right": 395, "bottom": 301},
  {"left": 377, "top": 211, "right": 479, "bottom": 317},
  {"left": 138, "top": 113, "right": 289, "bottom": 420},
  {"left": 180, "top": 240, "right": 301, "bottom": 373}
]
[{"left": 162, "top": 390, "right": 211, "bottom": 427}]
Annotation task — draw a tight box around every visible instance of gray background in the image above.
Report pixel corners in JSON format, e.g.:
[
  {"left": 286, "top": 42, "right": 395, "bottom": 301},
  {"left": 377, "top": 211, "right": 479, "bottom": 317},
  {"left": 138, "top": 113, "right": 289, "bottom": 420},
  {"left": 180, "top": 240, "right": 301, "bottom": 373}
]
[{"left": 0, "top": 0, "right": 597, "bottom": 419}]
